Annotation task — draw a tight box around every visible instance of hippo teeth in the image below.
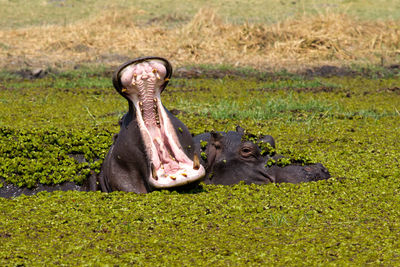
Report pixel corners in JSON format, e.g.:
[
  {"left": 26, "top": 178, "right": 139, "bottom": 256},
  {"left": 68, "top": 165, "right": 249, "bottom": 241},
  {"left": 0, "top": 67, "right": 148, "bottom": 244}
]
[{"left": 119, "top": 59, "right": 205, "bottom": 188}]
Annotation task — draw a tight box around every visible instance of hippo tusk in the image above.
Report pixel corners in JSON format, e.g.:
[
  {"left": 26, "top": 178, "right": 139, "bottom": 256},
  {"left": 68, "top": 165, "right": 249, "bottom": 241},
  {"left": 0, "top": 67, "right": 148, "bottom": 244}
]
[{"left": 193, "top": 154, "right": 200, "bottom": 170}]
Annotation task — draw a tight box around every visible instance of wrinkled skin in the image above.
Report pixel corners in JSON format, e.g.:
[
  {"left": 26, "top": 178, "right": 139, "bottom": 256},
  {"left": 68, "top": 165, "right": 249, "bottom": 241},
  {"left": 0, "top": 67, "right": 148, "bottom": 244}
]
[
  {"left": 265, "top": 163, "right": 331, "bottom": 183},
  {"left": 194, "top": 126, "right": 331, "bottom": 185}
]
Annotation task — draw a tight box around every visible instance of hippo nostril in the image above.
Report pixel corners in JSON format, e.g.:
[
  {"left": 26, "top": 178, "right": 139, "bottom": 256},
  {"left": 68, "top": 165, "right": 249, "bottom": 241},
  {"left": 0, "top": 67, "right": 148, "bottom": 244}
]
[
  {"left": 261, "top": 170, "right": 275, "bottom": 183},
  {"left": 213, "top": 142, "right": 222, "bottom": 150}
]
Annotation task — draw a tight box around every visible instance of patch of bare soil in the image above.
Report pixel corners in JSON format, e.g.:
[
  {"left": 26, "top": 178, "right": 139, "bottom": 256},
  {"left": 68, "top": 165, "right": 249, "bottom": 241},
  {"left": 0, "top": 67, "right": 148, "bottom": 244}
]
[
  {"left": 13, "top": 68, "right": 49, "bottom": 79},
  {"left": 174, "top": 64, "right": 400, "bottom": 80},
  {"left": 378, "top": 87, "right": 400, "bottom": 94}
]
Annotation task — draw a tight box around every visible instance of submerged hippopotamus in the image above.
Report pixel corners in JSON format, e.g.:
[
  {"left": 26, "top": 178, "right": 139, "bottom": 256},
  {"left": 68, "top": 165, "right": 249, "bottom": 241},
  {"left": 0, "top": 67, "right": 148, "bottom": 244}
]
[
  {"left": 98, "top": 57, "right": 205, "bottom": 193},
  {"left": 194, "top": 126, "right": 331, "bottom": 185}
]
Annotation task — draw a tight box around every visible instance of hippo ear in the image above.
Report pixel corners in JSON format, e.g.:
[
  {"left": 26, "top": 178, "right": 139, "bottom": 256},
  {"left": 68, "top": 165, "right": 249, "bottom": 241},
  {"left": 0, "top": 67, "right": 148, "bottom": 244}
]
[
  {"left": 210, "top": 131, "right": 222, "bottom": 141},
  {"left": 258, "top": 135, "right": 276, "bottom": 149},
  {"left": 235, "top": 126, "right": 245, "bottom": 135}
]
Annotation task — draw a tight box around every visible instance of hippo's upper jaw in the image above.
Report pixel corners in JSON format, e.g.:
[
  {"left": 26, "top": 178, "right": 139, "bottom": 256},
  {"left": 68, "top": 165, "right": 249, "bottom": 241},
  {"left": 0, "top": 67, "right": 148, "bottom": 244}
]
[{"left": 115, "top": 58, "right": 205, "bottom": 189}]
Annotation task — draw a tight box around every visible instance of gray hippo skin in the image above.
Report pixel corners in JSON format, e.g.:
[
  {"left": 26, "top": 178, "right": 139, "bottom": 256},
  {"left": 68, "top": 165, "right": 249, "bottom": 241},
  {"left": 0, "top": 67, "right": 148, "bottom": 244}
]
[
  {"left": 98, "top": 57, "right": 205, "bottom": 193},
  {"left": 193, "top": 126, "right": 330, "bottom": 185}
]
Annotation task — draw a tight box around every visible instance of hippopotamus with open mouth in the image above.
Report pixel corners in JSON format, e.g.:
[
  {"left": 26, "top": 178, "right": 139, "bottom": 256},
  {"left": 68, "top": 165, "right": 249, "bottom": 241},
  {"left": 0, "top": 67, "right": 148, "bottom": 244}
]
[
  {"left": 194, "top": 126, "right": 331, "bottom": 185},
  {"left": 98, "top": 57, "right": 205, "bottom": 193},
  {"left": 0, "top": 57, "right": 330, "bottom": 198}
]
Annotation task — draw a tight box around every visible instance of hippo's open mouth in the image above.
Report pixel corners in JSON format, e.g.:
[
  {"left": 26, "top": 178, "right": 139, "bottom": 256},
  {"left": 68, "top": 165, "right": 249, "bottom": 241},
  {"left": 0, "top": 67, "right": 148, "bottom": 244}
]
[{"left": 115, "top": 57, "right": 205, "bottom": 189}]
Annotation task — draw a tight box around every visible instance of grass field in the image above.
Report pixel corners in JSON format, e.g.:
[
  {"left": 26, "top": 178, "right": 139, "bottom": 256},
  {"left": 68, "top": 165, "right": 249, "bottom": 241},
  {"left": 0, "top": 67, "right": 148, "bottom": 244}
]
[
  {"left": 2, "top": 0, "right": 400, "bottom": 29},
  {"left": 1, "top": 0, "right": 400, "bottom": 71},
  {"left": 1, "top": 0, "right": 400, "bottom": 265}
]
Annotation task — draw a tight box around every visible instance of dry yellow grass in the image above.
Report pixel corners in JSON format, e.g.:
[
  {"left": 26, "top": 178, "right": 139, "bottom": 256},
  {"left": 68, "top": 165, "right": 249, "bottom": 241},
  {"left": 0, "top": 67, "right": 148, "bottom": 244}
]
[{"left": 1, "top": 8, "right": 399, "bottom": 71}]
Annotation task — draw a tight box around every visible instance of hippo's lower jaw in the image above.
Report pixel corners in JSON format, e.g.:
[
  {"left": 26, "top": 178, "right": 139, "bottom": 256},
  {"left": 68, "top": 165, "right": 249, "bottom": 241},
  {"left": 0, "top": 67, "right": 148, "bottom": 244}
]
[{"left": 119, "top": 59, "right": 205, "bottom": 189}]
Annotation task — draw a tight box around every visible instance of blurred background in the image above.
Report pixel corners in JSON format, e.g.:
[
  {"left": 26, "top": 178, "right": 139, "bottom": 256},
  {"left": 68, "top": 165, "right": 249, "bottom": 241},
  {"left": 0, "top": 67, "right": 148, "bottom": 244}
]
[{"left": 0, "top": 0, "right": 399, "bottom": 71}]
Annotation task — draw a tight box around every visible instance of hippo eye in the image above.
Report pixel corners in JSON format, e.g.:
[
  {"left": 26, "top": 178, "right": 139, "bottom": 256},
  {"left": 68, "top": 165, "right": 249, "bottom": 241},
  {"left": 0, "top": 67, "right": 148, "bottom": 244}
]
[
  {"left": 242, "top": 148, "right": 251, "bottom": 153},
  {"left": 240, "top": 146, "right": 255, "bottom": 158}
]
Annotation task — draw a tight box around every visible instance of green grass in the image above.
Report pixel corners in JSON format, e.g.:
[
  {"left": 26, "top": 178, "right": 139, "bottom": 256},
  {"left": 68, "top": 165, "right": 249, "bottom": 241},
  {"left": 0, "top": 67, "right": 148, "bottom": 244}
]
[
  {"left": 182, "top": 95, "right": 337, "bottom": 120},
  {"left": 0, "top": 68, "right": 400, "bottom": 264},
  {"left": 1, "top": 0, "right": 400, "bottom": 29}
]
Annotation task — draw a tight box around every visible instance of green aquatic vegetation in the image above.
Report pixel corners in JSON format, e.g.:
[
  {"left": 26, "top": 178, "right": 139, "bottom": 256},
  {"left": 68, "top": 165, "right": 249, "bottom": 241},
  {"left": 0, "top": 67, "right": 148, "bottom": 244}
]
[
  {"left": 200, "top": 140, "right": 208, "bottom": 149},
  {"left": 256, "top": 77, "right": 341, "bottom": 90},
  {"left": 258, "top": 140, "right": 275, "bottom": 156},
  {"left": 0, "top": 78, "right": 124, "bottom": 130},
  {"left": 1, "top": 180, "right": 400, "bottom": 265},
  {"left": 265, "top": 153, "right": 312, "bottom": 167},
  {"left": 0, "top": 71, "right": 397, "bottom": 187},
  {"left": 0, "top": 127, "right": 111, "bottom": 187},
  {"left": 0, "top": 70, "right": 399, "bottom": 265},
  {"left": 51, "top": 77, "right": 111, "bottom": 90}
]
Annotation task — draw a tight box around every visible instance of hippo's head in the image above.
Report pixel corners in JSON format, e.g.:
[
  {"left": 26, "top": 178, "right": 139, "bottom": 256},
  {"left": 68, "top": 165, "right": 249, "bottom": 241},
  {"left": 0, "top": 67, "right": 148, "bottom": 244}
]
[
  {"left": 195, "top": 126, "right": 331, "bottom": 185},
  {"left": 108, "top": 57, "right": 205, "bottom": 191},
  {"left": 197, "top": 126, "right": 276, "bottom": 185}
]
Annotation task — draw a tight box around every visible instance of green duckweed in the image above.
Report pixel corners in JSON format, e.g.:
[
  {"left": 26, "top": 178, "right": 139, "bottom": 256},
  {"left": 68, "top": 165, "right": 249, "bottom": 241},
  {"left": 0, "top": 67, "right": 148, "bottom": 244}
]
[{"left": 0, "top": 68, "right": 399, "bottom": 265}]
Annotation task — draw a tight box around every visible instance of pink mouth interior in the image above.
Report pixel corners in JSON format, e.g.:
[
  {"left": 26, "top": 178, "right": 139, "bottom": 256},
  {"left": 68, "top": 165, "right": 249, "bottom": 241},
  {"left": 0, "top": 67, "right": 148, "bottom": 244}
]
[{"left": 119, "top": 59, "right": 205, "bottom": 188}]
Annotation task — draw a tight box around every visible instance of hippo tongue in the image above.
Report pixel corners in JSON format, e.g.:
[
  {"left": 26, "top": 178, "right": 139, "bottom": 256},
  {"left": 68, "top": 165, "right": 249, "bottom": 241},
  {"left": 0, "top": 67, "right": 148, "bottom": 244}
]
[{"left": 119, "top": 59, "right": 205, "bottom": 188}]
